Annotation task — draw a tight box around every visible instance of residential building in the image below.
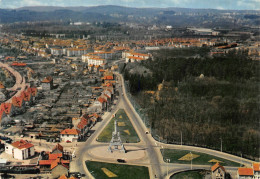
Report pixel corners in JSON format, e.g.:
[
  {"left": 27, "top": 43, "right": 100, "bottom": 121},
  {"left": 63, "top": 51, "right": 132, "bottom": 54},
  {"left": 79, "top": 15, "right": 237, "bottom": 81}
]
[
  {"left": 0, "top": 103, "right": 15, "bottom": 117},
  {"left": 42, "top": 76, "right": 54, "bottom": 90},
  {"left": 5, "top": 140, "right": 35, "bottom": 160},
  {"left": 253, "top": 163, "right": 260, "bottom": 179},
  {"left": 237, "top": 168, "right": 254, "bottom": 179},
  {"left": 12, "top": 96, "right": 25, "bottom": 113},
  {"left": 60, "top": 129, "right": 80, "bottom": 142},
  {"left": 51, "top": 160, "right": 69, "bottom": 179},
  {"left": 211, "top": 163, "right": 226, "bottom": 179}
]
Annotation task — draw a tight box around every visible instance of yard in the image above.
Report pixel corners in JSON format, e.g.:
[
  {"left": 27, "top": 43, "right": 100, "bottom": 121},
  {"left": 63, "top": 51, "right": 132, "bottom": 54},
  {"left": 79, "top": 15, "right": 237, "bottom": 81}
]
[
  {"left": 97, "top": 109, "right": 140, "bottom": 143},
  {"left": 161, "top": 149, "right": 241, "bottom": 167},
  {"left": 85, "top": 161, "right": 149, "bottom": 179}
]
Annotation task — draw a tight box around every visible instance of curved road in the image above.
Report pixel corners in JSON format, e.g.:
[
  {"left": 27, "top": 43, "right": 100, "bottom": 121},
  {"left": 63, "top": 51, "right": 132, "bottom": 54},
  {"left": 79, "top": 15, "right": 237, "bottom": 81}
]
[
  {"left": 0, "top": 62, "right": 28, "bottom": 103},
  {"left": 72, "top": 70, "right": 254, "bottom": 179}
]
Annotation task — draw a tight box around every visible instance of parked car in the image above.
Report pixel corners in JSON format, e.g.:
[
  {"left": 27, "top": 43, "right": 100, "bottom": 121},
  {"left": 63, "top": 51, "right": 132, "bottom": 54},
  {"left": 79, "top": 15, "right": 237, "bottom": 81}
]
[{"left": 117, "top": 159, "right": 126, "bottom": 163}]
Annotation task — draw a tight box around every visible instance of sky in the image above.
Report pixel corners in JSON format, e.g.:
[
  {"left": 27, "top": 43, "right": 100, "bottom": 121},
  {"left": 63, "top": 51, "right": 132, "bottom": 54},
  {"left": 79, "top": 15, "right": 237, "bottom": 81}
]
[{"left": 0, "top": 0, "right": 259, "bottom": 10}]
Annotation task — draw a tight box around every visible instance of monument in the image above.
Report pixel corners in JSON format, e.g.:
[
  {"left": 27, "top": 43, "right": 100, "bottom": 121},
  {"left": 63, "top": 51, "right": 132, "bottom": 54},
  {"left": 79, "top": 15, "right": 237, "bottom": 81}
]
[{"left": 108, "top": 120, "right": 126, "bottom": 153}]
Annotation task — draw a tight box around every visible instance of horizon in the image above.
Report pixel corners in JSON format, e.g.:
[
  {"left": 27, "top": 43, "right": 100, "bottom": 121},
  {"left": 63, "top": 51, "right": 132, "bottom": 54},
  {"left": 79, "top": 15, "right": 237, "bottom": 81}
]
[{"left": 0, "top": 0, "right": 259, "bottom": 10}]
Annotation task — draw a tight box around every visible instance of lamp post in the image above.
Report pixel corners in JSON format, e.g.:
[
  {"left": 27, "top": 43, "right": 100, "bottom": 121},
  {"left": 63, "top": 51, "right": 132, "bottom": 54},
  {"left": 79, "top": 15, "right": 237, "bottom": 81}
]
[
  {"left": 161, "top": 146, "right": 164, "bottom": 157},
  {"left": 181, "top": 131, "right": 182, "bottom": 146},
  {"left": 166, "top": 158, "right": 171, "bottom": 178}
]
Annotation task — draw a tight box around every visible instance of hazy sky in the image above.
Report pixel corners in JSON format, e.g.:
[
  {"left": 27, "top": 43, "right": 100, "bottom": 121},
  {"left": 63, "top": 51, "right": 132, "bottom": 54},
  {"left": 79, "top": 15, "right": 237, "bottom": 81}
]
[{"left": 0, "top": 0, "right": 259, "bottom": 10}]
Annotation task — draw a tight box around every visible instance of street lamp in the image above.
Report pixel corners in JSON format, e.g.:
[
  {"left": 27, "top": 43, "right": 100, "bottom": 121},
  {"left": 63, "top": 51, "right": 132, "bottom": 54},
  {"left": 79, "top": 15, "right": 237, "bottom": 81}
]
[
  {"left": 161, "top": 146, "right": 164, "bottom": 154},
  {"left": 166, "top": 158, "right": 171, "bottom": 178},
  {"left": 180, "top": 131, "right": 182, "bottom": 146}
]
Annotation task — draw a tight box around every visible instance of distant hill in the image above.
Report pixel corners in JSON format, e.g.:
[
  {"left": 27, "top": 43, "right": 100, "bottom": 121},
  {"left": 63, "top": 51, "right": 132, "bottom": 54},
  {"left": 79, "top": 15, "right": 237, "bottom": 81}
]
[{"left": 0, "top": 5, "right": 259, "bottom": 26}]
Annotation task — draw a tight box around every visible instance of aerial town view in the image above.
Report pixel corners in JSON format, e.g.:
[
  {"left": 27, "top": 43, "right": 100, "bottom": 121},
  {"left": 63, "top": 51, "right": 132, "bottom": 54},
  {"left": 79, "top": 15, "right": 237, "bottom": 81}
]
[{"left": 0, "top": 0, "right": 259, "bottom": 178}]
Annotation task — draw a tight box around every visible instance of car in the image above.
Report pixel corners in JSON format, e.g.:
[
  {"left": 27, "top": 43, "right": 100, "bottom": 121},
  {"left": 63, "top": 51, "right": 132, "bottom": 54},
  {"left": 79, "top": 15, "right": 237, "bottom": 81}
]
[{"left": 117, "top": 159, "right": 126, "bottom": 163}]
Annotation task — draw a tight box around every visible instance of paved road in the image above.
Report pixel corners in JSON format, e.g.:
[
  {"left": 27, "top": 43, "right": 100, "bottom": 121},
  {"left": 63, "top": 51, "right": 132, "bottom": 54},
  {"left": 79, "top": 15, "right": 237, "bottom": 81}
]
[
  {"left": 0, "top": 62, "right": 28, "bottom": 103},
  {"left": 72, "top": 70, "right": 254, "bottom": 179}
]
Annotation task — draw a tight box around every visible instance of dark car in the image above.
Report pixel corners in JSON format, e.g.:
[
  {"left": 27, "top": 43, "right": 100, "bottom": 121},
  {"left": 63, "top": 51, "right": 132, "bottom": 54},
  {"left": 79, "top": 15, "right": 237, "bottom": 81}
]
[{"left": 117, "top": 159, "right": 126, "bottom": 163}]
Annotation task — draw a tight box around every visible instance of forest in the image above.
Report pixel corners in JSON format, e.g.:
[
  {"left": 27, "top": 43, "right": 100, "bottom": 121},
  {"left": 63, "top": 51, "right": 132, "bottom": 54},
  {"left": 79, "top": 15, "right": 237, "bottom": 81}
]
[{"left": 123, "top": 48, "right": 260, "bottom": 160}]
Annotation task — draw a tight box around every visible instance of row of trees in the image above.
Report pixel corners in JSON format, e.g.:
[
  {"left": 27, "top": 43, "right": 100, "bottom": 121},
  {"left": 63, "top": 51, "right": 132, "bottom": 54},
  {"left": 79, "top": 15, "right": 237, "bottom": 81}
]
[{"left": 124, "top": 49, "right": 260, "bottom": 159}]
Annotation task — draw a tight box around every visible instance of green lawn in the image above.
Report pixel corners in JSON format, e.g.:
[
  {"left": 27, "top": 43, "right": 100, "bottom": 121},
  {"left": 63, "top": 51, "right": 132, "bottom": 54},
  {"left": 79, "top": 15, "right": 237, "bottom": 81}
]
[
  {"left": 161, "top": 149, "right": 241, "bottom": 167},
  {"left": 97, "top": 109, "right": 140, "bottom": 143},
  {"left": 86, "top": 161, "right": 149, "bottom": 179},
  {"left": 170, "top": 170, "right": 207, "bottom": 179}
]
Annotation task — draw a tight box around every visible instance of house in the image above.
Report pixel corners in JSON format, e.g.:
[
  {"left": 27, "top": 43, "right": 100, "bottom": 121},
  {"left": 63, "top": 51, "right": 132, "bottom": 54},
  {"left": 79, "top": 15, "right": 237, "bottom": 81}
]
[
  {"left": 211, "top": 163, "right": 226, "bottom": 179},
  {"left": 59, "top": 175, "right": 77, "bottom": 179},
  {"left": 12, "top": 96, "right": 25, "bottom": 113},
  {"left": 52, "top": 143, "right": 64, "bottom": 154},
  {"left": 39, "top": 154, "right": 69, "bottom": 172},
  {"left": 97, "top": 96, "right": 107, "bottom": 111},
  {"left": 20, "top": 91, "right": 33, "bottom": 106},
  {"left": 253, "top": 163, "right": 260, "bottom": 179},
  {"left": 42, "top": 76, "right": 54, "bottom": 90},
  {"left": 51, "top": 160, "right": 69, "bottom": 179},
  {"left": 82, "top": 54, "right": 106, "bottom": 66},
  {"left": 237, "top": 168, "right": 254, "bottom": 179},
  {"left": 75, "top": 114, "right": 89, "bottom": 139},
  {"left": 0, "top": 103, "right": 15, "bottom": 117},
  {"left": 60, "top": 129, "right": 80, "bottom": 142},
  {"left": 124, "top": 51, "right": 150, "bottom": 63},
  {"left": 26, "top": 87, "right": 38, "bottom": 100},
  {"left": 5, "top": 140, "right": 35, "bottom": 160}
]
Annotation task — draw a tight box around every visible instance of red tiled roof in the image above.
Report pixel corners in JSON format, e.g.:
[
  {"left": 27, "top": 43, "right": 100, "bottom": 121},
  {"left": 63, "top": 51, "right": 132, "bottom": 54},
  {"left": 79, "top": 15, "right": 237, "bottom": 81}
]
[
  {"left": 27, "top": 87, "right": 37, "bottom": 96},
  {"left": 0, "top": 82, "right": 5, "bottom": 89},
  {"left": 60, "top": 129, "right": 80, "bottom": 135},
  {"left": 0, "top": 103, "right": 12, "bottom": 114},
  {"left": 103, "top": 76, "right": 113, "bottom": 80},
  {"left": 211, "top": 162, "right": 225, "bottom": 172},
  {"left": 59, "top": 175, "right": 67, "bottom": 179},
  {"left": 20, "top": 91, "right": 31, "bottom": 101},
  {"left": 77, "top": 117, "right": 88, "bottom": 130},
  {"left": 42, "top": 76, "right": 53, "bottom": 83},
  {"left": 238, "top": 168, "right": 254, "bottom": 176},
  {"left": 98, "top": 97, "right": 107, "bottom": 103},
  {"left": 39, "top": 160, "right": 55, "bottom": 165},
  {"left": 51, "top": 158, "right": 69, "bottom": 170},
  {"left": 253, "top": 163, "right": 260, "bottom": 172},
  {"left": 11, "top": 140, "right": 34, "bottom": 150},
  {"left": 49, "top": 153, "right": 62, "bottom": 160},
  {"left": 12, "top": 96, "right": 24, "bottom": 108}
]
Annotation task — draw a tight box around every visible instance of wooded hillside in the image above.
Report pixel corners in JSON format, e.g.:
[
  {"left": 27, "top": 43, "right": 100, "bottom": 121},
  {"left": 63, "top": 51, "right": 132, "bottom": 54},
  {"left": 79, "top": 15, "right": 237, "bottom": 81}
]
[{"left": 123, "top": 49, "right": 260, "bottom": 160}]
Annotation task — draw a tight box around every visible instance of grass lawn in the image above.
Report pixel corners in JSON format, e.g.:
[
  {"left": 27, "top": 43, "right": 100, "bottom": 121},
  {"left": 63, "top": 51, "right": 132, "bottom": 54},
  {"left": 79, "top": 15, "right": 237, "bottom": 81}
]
[
  {"left": 170, "top": 170, "right": 207, "bottom": 179},
  {"left": 161, "top": 149, "right": 241, "bottom": 167},
  {"left": 97, "top": 109, "right": 140, "bottom": 143},
  {"left": 86, "top": 161, "right": 149, "bottom": 179}
]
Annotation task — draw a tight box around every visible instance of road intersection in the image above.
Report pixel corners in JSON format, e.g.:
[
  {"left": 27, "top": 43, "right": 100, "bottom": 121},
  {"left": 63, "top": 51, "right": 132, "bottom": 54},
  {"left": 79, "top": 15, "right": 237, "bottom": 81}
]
[{"left": 71, "top": 72, "right": 254, "bottom": 179}]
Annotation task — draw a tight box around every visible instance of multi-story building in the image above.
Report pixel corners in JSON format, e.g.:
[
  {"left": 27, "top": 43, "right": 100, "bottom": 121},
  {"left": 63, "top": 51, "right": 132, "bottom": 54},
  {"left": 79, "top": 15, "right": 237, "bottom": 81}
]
[{"left": 5, "top": 140, "right": 35, "bottom": 160}]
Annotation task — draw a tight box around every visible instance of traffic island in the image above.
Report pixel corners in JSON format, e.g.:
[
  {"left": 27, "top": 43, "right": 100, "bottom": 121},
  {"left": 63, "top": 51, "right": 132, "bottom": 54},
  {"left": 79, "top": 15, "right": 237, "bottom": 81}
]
[
  {"left": 161, "top": 149, "right": 241, "bottom": 167},
  {"left": 86, "top": 160, "right": 149, "bottom": 179},
  {"left": 170, "top": 170, "right": 209, "bottom": 179},
  {"left": 97, "top": 109, "right": 140, "bottom": 143},
  {"left": 89, "top": 145, "right": 146, "bottom": 162}
]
